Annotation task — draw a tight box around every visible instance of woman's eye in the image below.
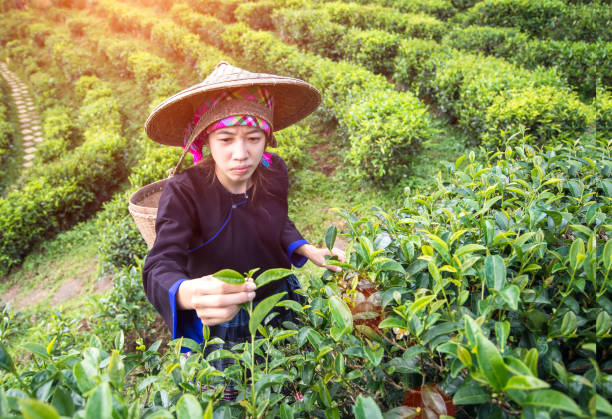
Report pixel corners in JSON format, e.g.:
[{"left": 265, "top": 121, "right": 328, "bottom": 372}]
[{"left": 249, "top": 137, "right": 262, "bottom": 142}]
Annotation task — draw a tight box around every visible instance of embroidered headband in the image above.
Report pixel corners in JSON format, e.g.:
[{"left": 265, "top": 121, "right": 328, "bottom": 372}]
[{"left": 183, "top": 86, "right": 274, "bottom": 164}]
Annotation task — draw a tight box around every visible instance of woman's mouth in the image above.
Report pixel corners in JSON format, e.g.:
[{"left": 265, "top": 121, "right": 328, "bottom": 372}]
[{"left": 231, "top": 166, "right": 250, "bottom": 175}]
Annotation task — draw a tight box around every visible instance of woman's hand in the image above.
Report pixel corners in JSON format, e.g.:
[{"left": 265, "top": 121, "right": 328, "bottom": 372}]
[
  {"left": 296, "top": 243, "right": 346, "bottom": 272},
  {"left": 176, "top": 276, "right": 256, "bottom": 326}
]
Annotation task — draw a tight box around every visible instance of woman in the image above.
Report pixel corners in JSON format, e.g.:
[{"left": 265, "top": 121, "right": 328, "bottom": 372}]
[{"left": 141, "top": 62, "right": 345, "bottom": 397}]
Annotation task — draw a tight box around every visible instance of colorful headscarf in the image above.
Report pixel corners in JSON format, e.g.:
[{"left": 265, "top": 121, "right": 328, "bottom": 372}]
[{"left": 183, "top": 86, "right": 274, "bottom": 164}]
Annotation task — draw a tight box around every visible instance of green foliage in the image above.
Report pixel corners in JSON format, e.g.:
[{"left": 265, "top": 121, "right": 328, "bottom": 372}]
[
  {"left": 274, "top": 125, "right": 315, "bottom": 180},
  {"left": 595, "top": 90, "right": 612, "bottom": 141},
  {"left": 342, "top": 90, "right": 438, "bottom": 182},
  {"left": 234, "top": 1, "right": 275, "bottom": 30},
  {"left": 456, "top": 0, "right": 611, "bottom": 41},
  {"left": 394, "top": 41, "right": 596, "bottom": 146},
  {"left": 340, "top": 29, "right": 400, "bottom": 75},
  {"left": 218, "top": 23, "right": 436, "bottom": 183},
  {"left": 0, "top": 80, "right": 17, "bottom": 194},
  {"left": 483, "top": 85, "right": 594, "bottom": 147},
  {"left": 36, "top": 106, "right": 82, "bottom": 162},
  {"left": 442, "top": 25, "right": 609, "bottom": 98},
  {"left": 321, "top": 1, "right": 447, "bottom": 41}
]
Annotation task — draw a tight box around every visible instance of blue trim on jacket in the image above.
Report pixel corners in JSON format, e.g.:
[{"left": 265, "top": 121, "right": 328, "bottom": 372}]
[
  {"left": 287, "top": 239, "right": 309, "bottom": 267},
  {"left": 168, "top": 278, "right": 203, "bottom": 353}
]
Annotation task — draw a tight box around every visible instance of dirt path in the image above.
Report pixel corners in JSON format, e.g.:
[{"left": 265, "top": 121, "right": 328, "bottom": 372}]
[{"left": 0, "top": 61, "right": 43, "bottom": 168}]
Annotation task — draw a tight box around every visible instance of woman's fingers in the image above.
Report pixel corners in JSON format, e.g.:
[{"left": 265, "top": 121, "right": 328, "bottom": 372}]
[
  {"left": 192, "top": 291, "right": 255, "bottom": 308},
  {"left": 195, "top": 305, "right": 241, "bottom": 322},
  {"left": 331, "top": 247, "right": 346, "bottom": 262},
  {"left": 192, "top": 275, "right": 256, "bottom": 296}
]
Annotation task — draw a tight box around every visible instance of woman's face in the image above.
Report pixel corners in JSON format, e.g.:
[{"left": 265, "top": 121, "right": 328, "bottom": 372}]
[{"left": 207, "top": 125, "right": 267, "bottom": 193}]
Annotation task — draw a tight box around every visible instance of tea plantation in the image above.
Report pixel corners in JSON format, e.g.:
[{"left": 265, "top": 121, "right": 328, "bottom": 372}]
[{"left": 0, "top": 0, "right": 609, "bottom": 418}]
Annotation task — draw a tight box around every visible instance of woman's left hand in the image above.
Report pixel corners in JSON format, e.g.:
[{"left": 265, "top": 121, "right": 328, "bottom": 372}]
[{"left": 297, "top": 244, "right": 346, "bottom": 272}]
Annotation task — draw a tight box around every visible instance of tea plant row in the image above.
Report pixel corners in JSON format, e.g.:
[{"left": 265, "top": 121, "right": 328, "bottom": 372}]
[{"left": 1, "top": 139, "right": 609, "bottom": 418}]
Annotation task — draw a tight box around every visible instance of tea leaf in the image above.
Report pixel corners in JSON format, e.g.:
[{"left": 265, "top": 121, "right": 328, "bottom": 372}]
[
  {"left": 18, "top": 399, "right": 61, "bottom": 419},
  {"left": 249, "top": 292, "right": 287, "bottom": 335},
  {"left": 353, "top": 395, "right": 383, "bottom": 419},
  {"left": 255, "top": 268, "right": 292, "bottom": 289},
  {"left": 495, "top": 321, "right": 510, "bottom": 353},
  {"left": 176, "top": 394, "right": 203, "bottom": 419},
  {"left": 23, "top": 343, "right": 50, "bottom": 361},
  {"left": 457, "top": 345, "right": 472, "bottom": 367},
  {"left": 603, "top": 240, "right": 612, "bottom": 270},
  {"left": 596, "top": 311, "right": 611, "bottom": 337},
  {"left": 476, "top": 333, "right": 508, "bottom": 391},
  {"left": 0, "top": 342, "right": 16, "bottom": 374},
  {"left": 85, "top": 383, "right": 112, "bottom": 419},
  {"left": 596, "top": 394, "right": 612, "bottom": 415},
  {"left": 484, "top": 255, "right": 506, "bottom": 291},
  {"left": 569, "top": 238, "right": 585, "bottom": 272},
  {"left": 503, "top": 375, "right": 549, "bottom": 390},
  {"left": 325, "top": 225, "right": 337, "bottom": 251},
  {"left": 453, "top": 379, "right": 490, "bottom": 405},
  {"left": 560, "top": 311, "right": 577, "bottom": 336},
  {"left": 329, "top": 295, "right": 353, "bottom": 332},
  {"left": 523, "top": 389, "right": 584, "bottom": 416},
  {"left": 455, "top": 244, "right": 486, "bottom": 258},
  {"left": 212, "top": 269, "right": 244, "bottom": 285},
  {"left": 525, "top": 348, "right": 539, "bottom": 376},
  {"left": 499, "top": 285, "right": 520, "bottom": 310},
  {"left": 108, "top": 350, "right": 125, "bottom": 390},
  {"left": 73, "top": 360, "right": 97, "bottom": 394}
]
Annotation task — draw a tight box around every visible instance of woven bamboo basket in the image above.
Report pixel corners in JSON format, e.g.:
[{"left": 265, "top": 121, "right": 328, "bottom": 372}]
[{"left": 128, "top": 178, "right": 169, "bottom": 249}]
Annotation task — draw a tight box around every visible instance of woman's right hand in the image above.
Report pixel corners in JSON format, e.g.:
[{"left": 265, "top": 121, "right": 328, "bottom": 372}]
[{"left": 176, "top": 276, "right": 256, "bottom": 326}]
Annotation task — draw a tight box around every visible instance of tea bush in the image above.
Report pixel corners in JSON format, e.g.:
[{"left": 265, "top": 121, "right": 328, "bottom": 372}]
[
  {"left": 0, "top": 80, "right": 17, "bottom": 191},
  {"left": 317, "top": 0, "right": 456, "bottom": 20},
  {"left": 442, "top": 26, "right": 609, "bottom": 98},
  {"left": 35, "top": 106, "right": 82, "bottom": 162},
  {"left": 234, "top": 1, "right": 275, "bottom": 30},
  {"left": 320, "top": 1, "right": 447, "bottom": 41},
  {"left": 455, "top": 0, "right": 611, "bottom": 42},
  {"left": 595, "top": 90, "right": 612, "bottom": 141},
  {"left": 394, "top": 41, "right": 597, "bottom": 146},
  {"left": 482, "top": 86, "right": 594, "bottom": 147}
]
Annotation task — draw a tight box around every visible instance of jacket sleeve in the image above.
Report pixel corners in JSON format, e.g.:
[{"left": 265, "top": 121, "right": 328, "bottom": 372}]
[
  {"left": 271, "top": 154, "right": 309, "bottom": 267},
  {"left": 142, "top": 177, "right": 202, "bottom": 341}
]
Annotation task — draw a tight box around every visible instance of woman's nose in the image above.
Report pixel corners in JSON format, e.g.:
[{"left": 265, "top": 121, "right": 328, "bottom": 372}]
[{"left": 232, "top": 138, "right": 248, "bottom": 159}]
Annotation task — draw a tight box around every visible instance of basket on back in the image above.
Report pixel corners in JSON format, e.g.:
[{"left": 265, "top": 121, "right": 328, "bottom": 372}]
[{"left": 128, "top": 178, "right": 168, "bottom": 249}]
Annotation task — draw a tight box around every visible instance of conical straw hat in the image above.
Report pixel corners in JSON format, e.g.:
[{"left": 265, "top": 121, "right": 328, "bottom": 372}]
[{"left": 145, "top": 62, "right": 322, "bottom": 146}]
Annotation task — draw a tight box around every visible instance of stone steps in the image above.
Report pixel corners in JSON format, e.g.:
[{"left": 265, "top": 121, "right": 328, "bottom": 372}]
[{"left": 0, "top": 61, "right": 44, "bottom": 169}]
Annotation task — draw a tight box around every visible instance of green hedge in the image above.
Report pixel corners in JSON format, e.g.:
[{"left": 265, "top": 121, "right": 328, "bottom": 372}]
[
  {"left": 482, "top": 85, "right": 594, "bottom": 147},
  {"left": 394, "top": 40, "right": 596, "bottom": 146},
  {"left": 320, "top": 1, "right": 447, "bottom": 41},
  {"left": 271, "top": 8, "right": 400, "bottom": 75},
  {"left": 317, "top": 0, "right": 457, "bottom": 20},
  {"left": 0, "top": 79, "right": 17, "bottom": 194},
  {"left": 0, "top": 76, "right": 129, "bottom": 275},
  {"left": 595, "top": 90, "right": 612, "bottom": 141},
  {"left": 456, "top": 0, "right": 611, "bottom": 41},
  {"left": 443, "top": 25, "right": 609, "bottom": 98},
  {"left": 36, "top": 105, "right": 82, "bottom": 162}
]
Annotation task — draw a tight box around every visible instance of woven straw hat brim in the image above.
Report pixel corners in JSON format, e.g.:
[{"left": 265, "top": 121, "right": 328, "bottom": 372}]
[{"left": 145, "top": 74, "right": 321, "bottom": 147}]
